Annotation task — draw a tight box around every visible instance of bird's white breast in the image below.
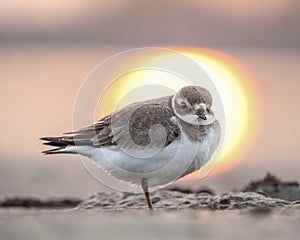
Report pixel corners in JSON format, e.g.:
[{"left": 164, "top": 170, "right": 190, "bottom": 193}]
[{"left": 74, "top": 120, "right": 220, "bottom": 188}]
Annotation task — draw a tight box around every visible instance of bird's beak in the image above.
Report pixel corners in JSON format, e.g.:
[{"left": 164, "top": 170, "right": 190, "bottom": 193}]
[{"left": 196, "top": 108, "right": 208, "bottom": 120}]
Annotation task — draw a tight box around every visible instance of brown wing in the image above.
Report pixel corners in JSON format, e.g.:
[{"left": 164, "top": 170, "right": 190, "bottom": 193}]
[
  {"left": 43, "top": 96, "right": 180, "bottom": 149},
  {"left": 101, "top": 102, "right": 180, "bottom": 149},
  {"left": 128, "top": 104, "right": 179, "bottom": 146},
  {"left": 79, "top": 103, "right": 179, "bottom": 148}
]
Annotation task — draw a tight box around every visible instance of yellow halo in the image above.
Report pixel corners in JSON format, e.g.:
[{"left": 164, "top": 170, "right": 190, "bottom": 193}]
[{"left": 95, "top": 47, "right": 262, "bottom": 178}]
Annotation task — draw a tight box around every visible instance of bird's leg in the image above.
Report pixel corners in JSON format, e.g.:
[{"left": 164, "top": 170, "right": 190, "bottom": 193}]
[{"left": 141, "top": 178, "right": 153, "bottom": 211}]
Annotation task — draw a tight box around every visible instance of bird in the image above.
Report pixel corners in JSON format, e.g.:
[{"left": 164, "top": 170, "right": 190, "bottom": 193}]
[{"left": 41, "top": 85, "right": 221, "bottom": 210}]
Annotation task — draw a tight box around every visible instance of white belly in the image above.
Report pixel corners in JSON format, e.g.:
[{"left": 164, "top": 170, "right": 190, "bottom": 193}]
[{"left": 74, "top": 126, "right": 219, "bottom": 188}]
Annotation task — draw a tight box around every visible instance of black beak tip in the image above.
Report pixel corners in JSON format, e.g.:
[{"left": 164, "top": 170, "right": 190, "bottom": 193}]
[
  {"left": 196, "top": 109, "right": 207, "bottom": 120},
  {"left": 200, "top": 115, "right": 207, "bottom": 120}
]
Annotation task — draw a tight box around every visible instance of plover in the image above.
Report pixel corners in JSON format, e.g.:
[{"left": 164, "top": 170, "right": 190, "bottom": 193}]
[{"left": 41, "top": 86, "right": 221, "bottom": 210}]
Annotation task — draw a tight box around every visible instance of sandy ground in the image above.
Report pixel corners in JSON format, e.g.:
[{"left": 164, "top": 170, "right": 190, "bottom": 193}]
[
  {"left": 1, "top": 208, "right": 300, "bottom": 240},
  {"left": 1, "top": 174, "right": 300, "bottom": 240},
  {"left": 1, "top": 190, "right": 300, "bottom": 240}
]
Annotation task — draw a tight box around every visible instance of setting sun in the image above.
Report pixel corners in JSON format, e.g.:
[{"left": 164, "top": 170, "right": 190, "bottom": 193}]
[{"left": 94, "top": 47, "right": 262, "bottom": 179}]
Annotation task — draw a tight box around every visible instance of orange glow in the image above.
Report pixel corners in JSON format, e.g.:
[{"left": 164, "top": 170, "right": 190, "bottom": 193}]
[{"left": 95, "top": 47, "right": 262, "bottom": 179}]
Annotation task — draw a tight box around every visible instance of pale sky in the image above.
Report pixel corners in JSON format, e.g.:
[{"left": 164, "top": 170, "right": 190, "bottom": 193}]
[{"left": 0, "top": 0, "right": 299, "bottom": 48}]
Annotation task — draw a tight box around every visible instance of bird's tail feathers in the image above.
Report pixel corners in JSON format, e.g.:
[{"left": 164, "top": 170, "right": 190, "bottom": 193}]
[
  {"left": 41, "top": 147, "right": 74, "bottom": 155},
  {"left": 40, "top": 136, "right": 77, "bottom": 155}
]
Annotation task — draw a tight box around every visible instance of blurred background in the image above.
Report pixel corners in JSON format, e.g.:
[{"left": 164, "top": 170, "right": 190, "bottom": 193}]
[{"left": 0, "top": 0, "right": 299, "bottom": 198}]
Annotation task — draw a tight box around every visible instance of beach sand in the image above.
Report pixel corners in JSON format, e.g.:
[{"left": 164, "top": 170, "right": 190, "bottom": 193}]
[
  {"left": 1, "top": 174, "right": 300, "bottom": 240},
  {"left": 1, "top": 206, "right": 300, "bottom": 240}
]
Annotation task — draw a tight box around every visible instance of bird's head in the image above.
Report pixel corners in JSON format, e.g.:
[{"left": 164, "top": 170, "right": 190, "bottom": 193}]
[{"left": 172, "top": 86, "right": 216, "bottom": 126}]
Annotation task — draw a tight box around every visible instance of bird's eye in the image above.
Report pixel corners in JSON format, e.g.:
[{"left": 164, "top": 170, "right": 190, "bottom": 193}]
[{"left": 181, "top": 102, "right": 187, "bottom": 108}]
